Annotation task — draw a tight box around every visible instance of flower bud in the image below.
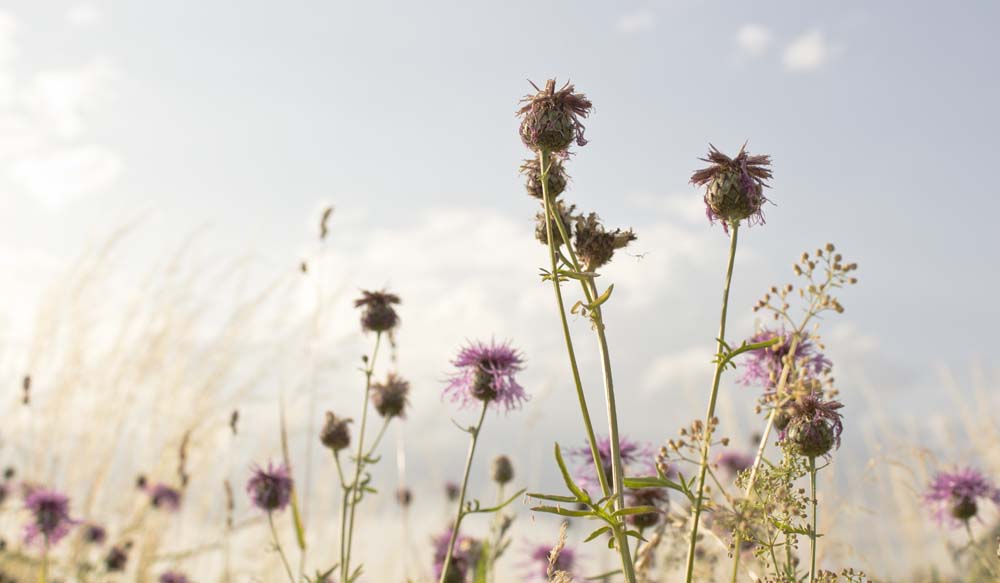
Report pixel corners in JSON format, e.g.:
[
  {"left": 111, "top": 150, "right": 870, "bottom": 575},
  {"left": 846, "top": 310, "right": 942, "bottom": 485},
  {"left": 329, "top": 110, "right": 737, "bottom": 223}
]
[
  {"left": 354, "top": 290, "right": 401, "bottom": 334},
  {"left": 517, "top": 79, "right": 592, "bottom": 153},
  {"left": 371, "top": 373, "right": 410, "bottom": 419},
  {"left": 573, "top": 212, "right": 637, "bottom": 271},
  {"left": 520, "top": 157, "right": 568, "bottom": 200},
  {"left": 320, "top": 412, "right": 352, "bottom": 452},
  {"left": 491, "top": 455, "right": 514, "bottom": 485}
]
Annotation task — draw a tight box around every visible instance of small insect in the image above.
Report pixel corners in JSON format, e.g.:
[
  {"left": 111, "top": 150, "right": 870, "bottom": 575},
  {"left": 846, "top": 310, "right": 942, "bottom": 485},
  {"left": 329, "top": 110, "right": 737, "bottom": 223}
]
[
  {"left": 230, "top": 410, "right": 239, "bottom": 435},
  {"left": 300, "top": 261, "right": 308, "bottom": 273},
  {"left": 627, "top": 251, "right": 649, "bottom": 261},
  {"left": 319, "top": 206, "right": 334, "bottom": 240}
]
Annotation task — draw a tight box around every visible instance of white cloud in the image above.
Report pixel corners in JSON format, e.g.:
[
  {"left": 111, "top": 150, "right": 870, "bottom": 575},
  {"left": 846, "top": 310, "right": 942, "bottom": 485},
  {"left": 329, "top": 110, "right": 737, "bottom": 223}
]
[
  {"left": 641, "top": 346, "right": 711, "bottom": 394},
  {"left": 736, "top": 24, "right": 772, "bottom": 57},
  {"left": 23, "top": 58, "right": 117, "bottom": 139},
  {"left": 783, "top": 30, "right": 831, "bottom": 72},
  {"left": 67, "top": 2, "right": 103, "bottom": 28},
  {"left": 0, "top": 10, "right": 17, "bottom": 63},
  {"left": 617, "top": 9, "right": 655, "bottom": 34},
  {"left": 8, "top": 145, "right": 122, "bottom": 207},
  {"left": 628, "top": 192, "right": 707, "bottom": 225}
]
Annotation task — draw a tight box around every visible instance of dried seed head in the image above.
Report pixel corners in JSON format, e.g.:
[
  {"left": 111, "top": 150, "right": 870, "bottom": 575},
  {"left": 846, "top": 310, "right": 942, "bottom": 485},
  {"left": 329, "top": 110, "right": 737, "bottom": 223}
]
[
  {"left": 573, "top": 212, "right": 637, "bottom": 272},
  {"left": 521, "top": 157, "right": 569, "bottom": 200},
  {"left": 535, "top": 201, "right": 578, "bottom": 247},
  {"left": 319, "top": 412, "right": 352, "bottom": 452},
  {"left": 491, "top": 455, "right": 515, "bottom": 485},
  {"left": 354, "top": 289, "right": 401, "bottom": 334},
  {"left": 371, "top": 373, "right": 410, "bottom": 419},
  {"left": 782, "top": 394, "right": 844, "bottom": 458},
  {"left": 692, "top": 144, "right": 773, "bottom": 230},
  {"left": 246, "top": 462, "right": 293, "bottom": 513},
  {"left": 517, "top": 79, "right": 593, "bottom": 153}
]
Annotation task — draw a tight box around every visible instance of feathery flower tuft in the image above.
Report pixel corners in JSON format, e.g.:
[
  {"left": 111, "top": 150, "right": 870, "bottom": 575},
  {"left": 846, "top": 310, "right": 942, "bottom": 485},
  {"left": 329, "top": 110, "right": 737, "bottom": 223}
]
[
  {"left": 740, "top": 328, "right": 830, "bottom": 390},
  {"left": 371, "top": 373, "right": 411, "bottom": 419},
  {"left": 782, "top": 394, "right": 844, "bottom": 458},
  {"left": 520, "top": 157, "right": 569, "bottom": 200},
  {"left": 320, "top": 411, "right": 353, "bottom": 452},
  {"left": 444, "top": 340, "right": 527, "bottom": 412},
  {"left": 160, "top": 572, "right": 191, "bottom": 583},
  {"left": 517, "top": 79, "right": 593, "bottom": 153},
  {"left": 526, "top": 543, "right": 576, "bottom": 581},
  {"left": 923, "top": 467, "right": 1000, "bottom": 528},
  {"left": 573, "top": 213, "right": 636, "bottom": 272},
  {"left": 147, "top": 483, "right": 182, "bottom": 512},
  {"left": 354, "top": 289, "right": 401, "bottom": 334},
  {"left": 433, "top": 528, "right": 481, "bottom": 583},
  {"left": 24, "top": 489, "right": 76, "bottom": 546},
  {"left": 691, "top": 143, "right": 772, "bottom": 230},
  {"left": 246, "top": 462, "right": 293, "bottom": 513}
]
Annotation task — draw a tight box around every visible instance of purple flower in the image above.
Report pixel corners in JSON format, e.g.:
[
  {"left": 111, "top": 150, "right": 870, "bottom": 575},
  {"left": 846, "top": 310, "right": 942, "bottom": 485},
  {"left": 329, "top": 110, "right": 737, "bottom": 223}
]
[
  {"left": 715, "top": 451, "right": 755, "bottom": 478},
  {"left": 781, "top": 394, "right": 845, "bottom": 458},
  {"left": 159, "top": 571, "right": 191, "bottom": 583},
  {"left": 624, "top": 487, "right": 668, "bottom": 528},
  {"left": 432, "top": 528, "right": 481, "bottom": 583},
  {"left": 246, "top": 462, "right": 293, "bottom": 513},
  {"left": 923, "top": 467, "right": 1000, "bottom": 528},
  {"left": 691, "top": 143, "right": 773, "bottom": 230},
  {"left": 83, "top": 523, "right": 107, "bottom": 545},
  {"left": 443, "top": 340, "right": 527, "bottom": 412},
  {"left": 24, "top": 489, "right": 76, "bottom": 547},
  {"left": 147, "top": 483, "right": 182, "bottom": 512},
  {"left": 740, "top": 329, "right": 830, "bottom": 390},
  {"left": 570, "top": 436, "right": 654, "bottom": 492},
  {"left": 525, "top": 543, "right": 576, "bottom": 581},
  {"left": 517, "top": 79, "right": 593, "bottom": 153}
]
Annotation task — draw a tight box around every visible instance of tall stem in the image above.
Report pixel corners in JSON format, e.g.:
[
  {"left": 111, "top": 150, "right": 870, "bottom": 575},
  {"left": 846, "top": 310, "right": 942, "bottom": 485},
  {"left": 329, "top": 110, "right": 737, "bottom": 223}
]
[
  {"left": 268, "top": 512, "right": 297, "bottom": 583},
  {"left": 38, "top": 540, "right": 48, "bottom": 583},
  {"left": 334, "top": 452, "right": 349, "bottom": 581},
  {"left": 438, "top": 402, "right": 489, "bottom": 583},
  {"left": 684, "top": 222, "right": 740, "bottom": 583},
  {"left": 809, "top": 456, "right": 818, "bottom": 583},
  {"left": 343, "top": 332, "right": 383, "bottom": 581}
]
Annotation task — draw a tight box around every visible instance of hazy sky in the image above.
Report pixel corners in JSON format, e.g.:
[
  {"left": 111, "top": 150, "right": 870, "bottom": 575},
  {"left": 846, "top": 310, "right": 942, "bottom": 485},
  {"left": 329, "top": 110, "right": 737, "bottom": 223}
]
[{"left": 1, "top": 1, "right": 998, "bottom": 577}]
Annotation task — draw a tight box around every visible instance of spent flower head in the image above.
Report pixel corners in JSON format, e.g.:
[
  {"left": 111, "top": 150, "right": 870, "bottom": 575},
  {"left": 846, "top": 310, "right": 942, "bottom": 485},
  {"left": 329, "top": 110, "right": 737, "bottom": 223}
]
[
  {"left": 371, "top": 373, "right": 411, "bottom": 419},
  {"left": 105, "top": 543, "right": 131, "bottom": 572},
  {"left": 923, "top": 467, "right": 1000, "bottom": 528},
  {"left": 83, "top": 523, "right": 107, "bottom": 545},
  {"left": 517, "top": 79, "right": 593, "bottom": 153},
  {"left": 573, "top": 212, "right": 637, "bottom": 272},
  {"left": 691, "top": 143, "right": 772, "bottom": 230},
  {"left": 782, "top": 393, "right": 844, "bottom": 458},
  {"left": 24, "top": 488, "right": 76, "bottom": 546},
  {"left": 246, "top": 462, "right": 293, "bottom": 513},
  {"left": 521, "top": 156, "right": 569, "bottom": 200},
  {"left": 491, "top": 455, "right": 515, "bottom": 485},
  {"left": 444, "top": 340, "right": 527, "bottom": 412},
  {"left": 354, "top": 289, "right": 401, "bottom": 334},
  {"left": 320, "top": 411, "right": 352, "bottom": 452},
  {"left": 535, "top": 200, "right": 578, "bottom": 248}
]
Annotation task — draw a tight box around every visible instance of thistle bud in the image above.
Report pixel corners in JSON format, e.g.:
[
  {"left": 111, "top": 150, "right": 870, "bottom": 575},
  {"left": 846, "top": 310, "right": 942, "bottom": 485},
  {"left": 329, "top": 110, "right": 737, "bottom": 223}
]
[
  {"left": 691, "top": 144, "right": 773, "bottom": 230},
  {"left": 950, "top": 496, "right": 977, "bottom": 521},
  {"left": 520, "top": 157, "right": 568, "bottom": 200},
  {"left": 517, "top": 79, "right": 593, "bottom": 153},
  {"left": 354, "top": 289, "right": 401, "bottom": 334},
  {"left": 371, "top": 373, "right": 410, "bottom": 419},
  {"left": 320, "top": 412, "right": 352, "bottom": 452},
  {"left": 573, "top": 212, "right": 637, "bottom": 272},
  {"left": 781, "top": 394, "right": 844, "bottom": 459},
  {"left": 491, "top": 455, "right": 514, "bottom": 485}
]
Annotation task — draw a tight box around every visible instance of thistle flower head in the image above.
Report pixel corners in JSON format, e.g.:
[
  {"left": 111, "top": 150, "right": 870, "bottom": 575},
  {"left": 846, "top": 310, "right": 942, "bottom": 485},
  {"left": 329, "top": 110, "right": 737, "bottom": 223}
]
[
  {"left": 371, "top": 373, "right": 411, "bottom": 419},
  {"left": 624, "top": 487, "right": 668, "bottom": 528},
  {"left": 83, "top": 523, "right": 107, "bottom": 545},
  {"left": 520, "top": 156, "right": 569, "bottom": 200},
  {"left": 571, "top": 436, "right": 654, "bottom": 491},
  {"left": 319, "top": 411, "right": 352, "bottom": 452},
  {"left": 534, "top": 200, "right": 578, "bottom": 248},
  {"left": 517, "top": 79, "right": 593, "bottom": 153},
  {"left": 24, "top": 488, "right": 76, "bottom": 546},
  {"left": 526, "top": 543, "right": 576, "bottom": 581},
  {"left": 159, "top": 572, "right": 191, "bottom": 583},
  {"left": 691, "top": 143, "right": 772, "bottom": 230},
  {"left": 354, "top": 289, "right": 401, "bottom": 334},
  {"left": 147, "top": 483, "right": 182, "bottom": 512},
  {"left": 491, "top": 455, "right": 515, "bottom": 485},
  {"left": 782, "top": 394, "right": 844, "bottom": 458},
  {"left": 444, "top": 340, "right": 527, "bottom": 412},
  {"left": 573, "top": 212, "right": 637, "bottom": 272},
  {"left": 716, "top": 450, "right": 755, "bottom": 478},
  {"left": 741, "top": 329, "right": 830, "bottom": 390},
  {"left": 246, "top": 462, "right": 293, "bottom": 513},
  {"left": 923, "top": 467, "right": 1000, "bottom": 528},
  {"left": 433, "top": 528, "right": 481, "bottom": 583}
]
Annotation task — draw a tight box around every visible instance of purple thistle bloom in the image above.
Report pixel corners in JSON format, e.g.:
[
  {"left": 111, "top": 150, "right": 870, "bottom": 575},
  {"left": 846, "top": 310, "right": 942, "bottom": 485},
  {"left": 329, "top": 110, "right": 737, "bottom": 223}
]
[
  {"left": 432, "top": 528, "right": 481, "bottom": 583},
  {"left": 691, "top": 144, "right": 773, "bottom": 231},
  {"left": 24, "top": 489, "right": 76, "bottom": 547},
  {"left": 443, "top": 340, "right": 528, "bottom": 412},
  {"left": 246, "top": 462, "right": 293, "bottom": 513},
  {"left": 923, "top": 467, "right": 1000, "bottom": 528},
  {"left": 740, "top": 328, "right": 831, "bottom": 390},
  {"left": 781, "top": 394, "right": 845, "bottom": 458},
  {"left": 147, "top": 483, "right": 182, "bottom": 512},
  {"left": 525, "top": 543, "right": 576, "bottom": 581},
  {"left": 570, "top": 436, "right": 654, "bottom": 491},
  {"left": 159, "top": 571, "right": 191, "bottom": 583},
  {"left": 715, "top": 451, "right": 755, "bottom": 478}
]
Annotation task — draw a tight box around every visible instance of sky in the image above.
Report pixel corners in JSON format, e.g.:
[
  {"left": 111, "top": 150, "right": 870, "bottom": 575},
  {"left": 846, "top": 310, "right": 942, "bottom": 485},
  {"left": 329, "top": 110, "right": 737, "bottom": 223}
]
[{"left": 1, "top": 0, "right": 999, "bottom": 578}]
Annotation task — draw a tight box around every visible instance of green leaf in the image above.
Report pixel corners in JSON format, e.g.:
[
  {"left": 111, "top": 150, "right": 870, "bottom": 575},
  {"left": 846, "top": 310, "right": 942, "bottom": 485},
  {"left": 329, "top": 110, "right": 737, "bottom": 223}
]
[
  {"left": 526, "top": 492, "right": 579, "bottom": 504},
  {"left": 531, "top": 505, "right": 594, "bottom": 518},
  {"left": 468, "top": 488, "right": 526, "bottom": 515},
  {"left": 612, "top": 505, "right": 660, "bottom": 517},
  {"left": 553, "top": 443, "right": 588, "bottom": 502},
  {"left": 583, "top": 526, "right": 611, "bottom": 542}
]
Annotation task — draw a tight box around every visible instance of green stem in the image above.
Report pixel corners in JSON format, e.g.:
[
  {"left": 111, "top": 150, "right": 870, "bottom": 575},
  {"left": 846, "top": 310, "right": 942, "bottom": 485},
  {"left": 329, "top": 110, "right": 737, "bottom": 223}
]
[
  {"left": 809, "top": 456, "right": 818, "bottom": 583},
  {"left": 268, "top": 512, "right": 297, "bottom": 583},
  {"left": 39, "top": 539, "right": 48, "bottom": 583},
  {"left": 334, "top": 452, "right": 349, "bottom": 581},
  {"left": 684, "top": 221, "right": 740, "bottom": 583},
  {"left": 343, "top": 331, "right": 383, "bottom": 581},
  {"left": 438, "top": 402, "right": 489, "bottom": 583}
]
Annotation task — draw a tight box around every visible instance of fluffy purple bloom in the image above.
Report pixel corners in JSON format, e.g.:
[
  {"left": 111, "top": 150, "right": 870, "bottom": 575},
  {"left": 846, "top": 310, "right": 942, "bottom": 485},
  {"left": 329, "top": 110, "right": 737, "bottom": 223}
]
[
  {"left": 24, "top": 489, "right": 76, "bottom": 547},
  {"left": 147, "top": 483, "right": 182, "bottom": 512},
  {"left": 246, "top": 462, "right": 293, "bottom": 513},
  {"left": 432, "top": 528, "right": 481, "bottom": 583},
  {"left": 924, "top": 467, "right": 1000, "bottom": 528},
  {"left": 159, "top": 571, "right": 191, "bottom": 583},
  {"left": 443, "top": 340, "right": 527, "bottom": 412},
  {"left": 716, "top": 451, "right": 755, "bottom": 478},
  {"left": 570, "top": 436, "right": 654, "bottom": 491},
  {"left": 740, "top": 329, "right": 831, "bottom": 390},
  {"left": 525, "top": 543, "right": 576, "bottom": 580}
]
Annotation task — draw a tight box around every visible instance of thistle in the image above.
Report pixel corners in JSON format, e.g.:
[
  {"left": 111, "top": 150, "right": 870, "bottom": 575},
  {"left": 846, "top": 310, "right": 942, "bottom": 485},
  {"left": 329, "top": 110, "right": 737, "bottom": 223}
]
[
  {"left": 691, "top": 143, "right": 773, "bottom": 230},
  {"left": 534, "top": 201, "right": 578, "bottom": 248},
  {"left": 105, "top": 543, "right": 131, "bottom": 572},
  {"left": 517, "top": 79, "right": 592, "bottom": 153},
  {"left": 246, "top": 462, "right": 293, "bottom": 513},
  {"left": 159, "top": 572, "right": 191, "bottom": 583},
  {"left": 24, "top": 489, "right": 76, "bottom": 547},
  {"left": 443, "top": 340, "right": 527, "bottom": 412},
  {"left": 319, "top": 411, "right": 352, "bottom": 452},
  {"left": 491, "top": 455, "right": 515, "bottom": 486},
  {"left": 573, "top": 212, "right": 637, "bottom": 272},
  {"left": 354, "top": 289, "right": 401, "bottom": 334},
  {"left": 83, "top": 523, "right": 107, "bottom": 545},
  {"left": 371, "top": 373, "right": 411, "bottom": 419},
  {"left": 782, "top": 393, "right": 844, "bottom": 459},
  {"left": 521, "top": 156, "right": 568, "bottom": 199},
  {"left": 147, "top": 483, "right": 182, "bottom": 512},
  {"left": 924, "top": 467, "right": 1000, "bottom": 528}
]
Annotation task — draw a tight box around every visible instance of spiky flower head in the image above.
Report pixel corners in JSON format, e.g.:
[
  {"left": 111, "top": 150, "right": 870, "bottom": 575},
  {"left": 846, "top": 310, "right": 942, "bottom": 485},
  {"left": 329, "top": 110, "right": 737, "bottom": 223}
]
[
  {"left": 319, "top": 411, "right": 352, "bottom": 452},
  {"left": 24, "top": 488, "right": 76, "bottom": 546},
  {"left": 570, "top": 436, "right": 654, "bottom": 491},
  {"left": 624, "top": 487, "right": 668, "bottom": 528},
  {"left": 491, "top": 455, "right": 515, "bottom": 485},
  {"left": 246, "top": 462, "right": 293, "bottom": 513},
  {"left": 160, "top": 572, "right": 191, "bottom": 583},
  {"left": 573, "top": 213, "right": 637, "bottom": 272},
  {"left": 354, "top": 289, "right": 401, "bottom": 334},
  {"left": 526, "top": 543, "right": 576, "bottom": 581},
  {"left": 517, "top": 79, "right": 593, "bottom": 153},
  {"left": 716, "top": 450, "right": 755, "bottom": 478},
  {"left": 534, "top": 200, "right": 577, "bottom": 248},
  {"left": 923, "top": 467, "right": 1000, "bottom": 528},
  {"left": 147, "top": 483, "right": 182, "bottom": 512},
  {"left": 741, "top": 328, "right": 831, "bottom": 390},
  {"left": 433, "top": 528, "right": 481, "bottom": 583},
  {"left": 782, "top": 394, "right": 844, "bottom": 458},
  {"left": 691, "top": 144, "right": 772, "bottom": 230},
  {"left": 83, "top": 523, "right": 107, "bottom": 545},
  {"left": 520, "top": 157, "right": 568, "bottom": 200},
  {"left": 444, "top": 340, "right": 527, "bottom": 412},
  {"left": 371, "top": 373, "right": 410, "bottom": 419}
]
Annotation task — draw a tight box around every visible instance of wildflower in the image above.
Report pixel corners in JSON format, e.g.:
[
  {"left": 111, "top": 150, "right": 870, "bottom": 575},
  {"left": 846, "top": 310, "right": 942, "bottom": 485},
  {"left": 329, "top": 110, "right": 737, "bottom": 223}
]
[
  {"left": 371, "top": 373, "right": 410, "bottom": 419},
  {"left": 526, "top": 543, "right": 576, "bottom": 581},
  {"left": 444, "top": 340, "right": 527, "bottom": 412},
  {"left": 534, "top": 200, "right": 578, "bottom": 248},
  {"left": 624, "top": 487, "right": 667, "bottom": 528},
  {"left": 691, "top": 143, "right": 773, "bottom": 229},
  {"left": 246, "top": 462, "right": 293, "bottom": 513},
  {"left": 105, "top": 543, "right": 131, "bottom": 572},
  {"left": 924, "top": 467, "right": 1000, "bottom": 527},
  {"left": 24, "top": 489, "right": 76, "bottom": 546},
  {"left": 354, "top": 289, "right": 401, "bottom": 334},
  {"left": 83, "top": 523, "right": 107, "bottom": 545},
  {"left": 782, "top": 394, "right": 844, "bottom": 458},
  {"left": 491, "top": 455, "right": 515, "bottom": 485},
  {"left": 715, "top": 451, "right": 755, "bottom": 478},
  {"left": 444, "top": 481, "right": 460, "bottom": 502},
  {"left": 741, "top": 329, "right": 830, "bottom": 389},
  {"left": 573, "top": 212, "right": 636, "bottom": 272},
  {"left": 570, "top": 436, "right": 654, "bottom": 491},
  {"left": 160, "top": 572, "right": 191, "bottom": 583},
  {"left": 517, "top": 79, "right": 593, "bottom": 153},
  {"left": 520, "top": 157, "right": 568, "bottom": 200},
  {"left": 147, "top": 483, "right": 182, "bottom": 512},
  {"left": 319, "top": 411, "right": 352, "bottom": 452},
  {"left": 433, "top": 528, "right": 481, "bottom": 583}
]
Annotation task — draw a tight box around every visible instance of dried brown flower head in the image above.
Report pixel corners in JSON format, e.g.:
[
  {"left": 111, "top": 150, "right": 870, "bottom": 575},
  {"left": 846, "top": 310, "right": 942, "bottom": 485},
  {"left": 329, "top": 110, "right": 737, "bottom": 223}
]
[
  {"left": 573, "top": 212, "right": 637, "bottom": 271},
  {"left": 517, "top": 79, "right": 593, "bottom": 153},
  {"left": 371, "top": 373, "right": 410, "bottom": 419},
  {"left": 319, "top": 411, "right": 352, "bottom": 452},
  {"left": 520, "top": 157, "right": 569, "bottom": 200},
  {"left": 691, "top": 143, "right": 773, "bottom": 229},
  {"left": 535, "top": 201, "right": 578, "bottom": 247},
  {"left": 354, "top": 289, "right": 401, "bottom": 334}
]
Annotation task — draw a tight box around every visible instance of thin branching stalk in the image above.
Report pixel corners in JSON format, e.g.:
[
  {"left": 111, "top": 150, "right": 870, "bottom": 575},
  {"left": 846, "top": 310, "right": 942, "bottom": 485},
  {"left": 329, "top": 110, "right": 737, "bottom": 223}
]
[
  {"left": 684, "top": 221, "right": 740, "bottom": 583},
  {"left": 438, "top": 402, "right": 489, "bottom": 583},
  {"left": 809, "top": 456, "right": 818, "bottom": 582},
  {"left": 268, "top": 512, "right": 296, "bottom": 583}
]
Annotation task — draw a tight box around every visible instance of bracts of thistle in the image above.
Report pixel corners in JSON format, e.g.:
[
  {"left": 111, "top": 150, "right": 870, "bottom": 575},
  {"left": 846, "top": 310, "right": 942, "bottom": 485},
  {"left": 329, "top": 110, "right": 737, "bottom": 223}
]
[
  {"left": 246, "top": 462, "right": 296, "bottom": 582},
  {"left": 684, "top": 143, "right": 772, "bottom": 583},
  {"left": 517, "top": 78, "right": 640, "bottom": 583}
]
